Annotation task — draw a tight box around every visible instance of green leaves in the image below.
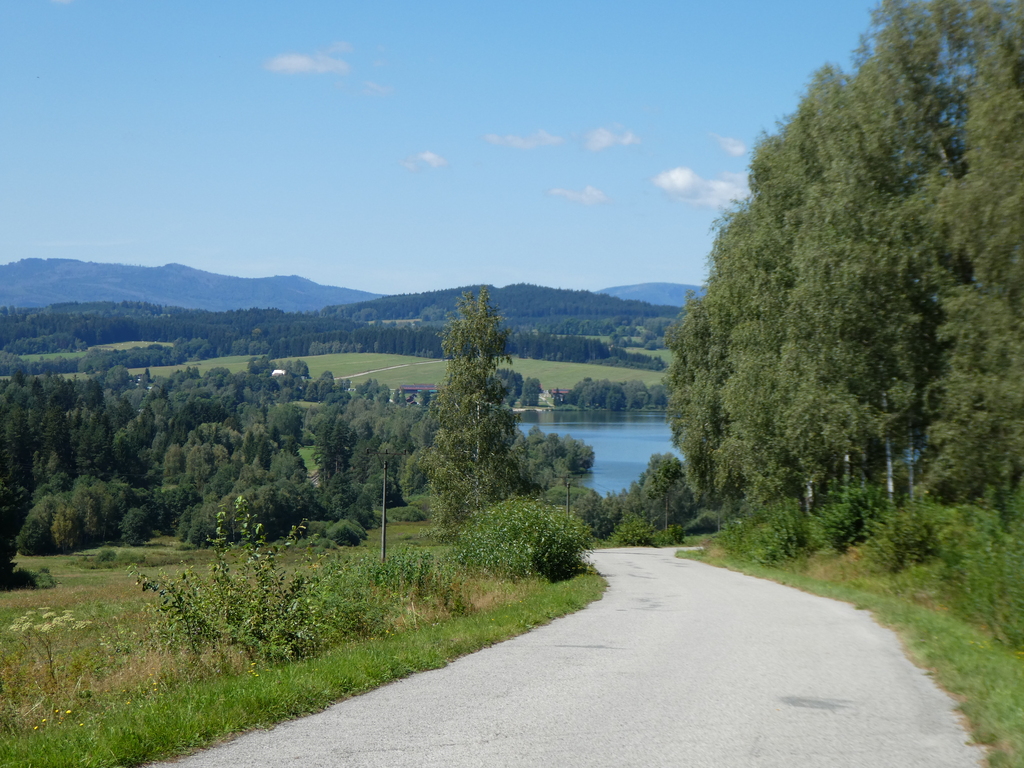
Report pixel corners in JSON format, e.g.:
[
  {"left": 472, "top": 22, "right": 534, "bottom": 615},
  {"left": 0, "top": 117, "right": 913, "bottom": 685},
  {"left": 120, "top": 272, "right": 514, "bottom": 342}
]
[
  {"left": 454, "top": 498, "right": 592, "bottom": 582},
  {"left": 421, "top": 288, "right": 526, "bottom": 539},
  {"left": 667, "top": 0, "right": 1024, "bottom": 507}
]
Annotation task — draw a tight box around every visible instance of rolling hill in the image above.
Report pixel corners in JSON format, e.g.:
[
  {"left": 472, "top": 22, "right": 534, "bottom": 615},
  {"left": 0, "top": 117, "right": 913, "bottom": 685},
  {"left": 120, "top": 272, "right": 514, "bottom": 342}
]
[{"left": 0, "top": 259, "right": 381, "bottom": 312}]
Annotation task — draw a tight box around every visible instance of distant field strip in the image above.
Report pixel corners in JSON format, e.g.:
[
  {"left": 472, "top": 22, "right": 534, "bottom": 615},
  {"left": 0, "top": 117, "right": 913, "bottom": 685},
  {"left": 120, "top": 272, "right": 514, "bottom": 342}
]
[{"left": 131, "top": 353, "right": 668, "bottom": 389}]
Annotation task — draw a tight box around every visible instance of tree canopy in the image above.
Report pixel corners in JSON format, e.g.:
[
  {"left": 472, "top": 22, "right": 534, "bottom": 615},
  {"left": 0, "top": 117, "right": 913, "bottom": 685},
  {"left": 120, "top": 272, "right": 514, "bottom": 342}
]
[
  {"left": 421, "top": 288, "right": 527, "bottom": 539},
  {"left": 667, "top": 0, "right": 1024, "bottom": 507}
]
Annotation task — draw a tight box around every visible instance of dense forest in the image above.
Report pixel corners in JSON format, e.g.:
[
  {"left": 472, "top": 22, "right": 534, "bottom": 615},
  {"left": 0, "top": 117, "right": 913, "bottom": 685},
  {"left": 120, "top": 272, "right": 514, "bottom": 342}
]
[
  {"left": 668, "top": 0, "right": 1024, "bottom": 509},
  {"left": 0, "top": 361, "right": 598, "bottom": 584},
  {"left": 319, "top": 283, "right": 679, "bottom": 327},
  {"left": 0, "top": 293, "right": 668, "bottom": 375}
]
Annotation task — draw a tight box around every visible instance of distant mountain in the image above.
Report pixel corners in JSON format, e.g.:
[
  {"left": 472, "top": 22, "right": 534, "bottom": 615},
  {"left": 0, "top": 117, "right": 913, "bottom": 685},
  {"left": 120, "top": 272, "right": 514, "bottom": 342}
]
[
  {"left": 0, "top": 259, "right": 381, "bottom": 312},
  {"left": 597, "top": 282, "right": 705, "bottom": 306},
  {"left": 323, "top": 284, "right": 680, "bottom": 326}
]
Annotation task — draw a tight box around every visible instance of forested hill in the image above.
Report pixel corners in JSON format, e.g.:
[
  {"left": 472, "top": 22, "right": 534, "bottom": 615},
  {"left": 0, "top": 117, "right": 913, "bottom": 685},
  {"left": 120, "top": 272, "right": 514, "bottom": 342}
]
[
  {"left": 0, "top": 298, "right": 671, "bottom": 375},
  {"left": 0, "top": 259, "right": 381, "bottom": 312},
  {"left": 323, "top": 284, "right": 680, "bottom": 331}
]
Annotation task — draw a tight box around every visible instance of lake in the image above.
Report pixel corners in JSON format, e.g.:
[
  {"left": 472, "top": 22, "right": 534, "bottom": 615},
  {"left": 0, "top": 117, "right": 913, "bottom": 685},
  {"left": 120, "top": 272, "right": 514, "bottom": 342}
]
[{"left": 518, "top": 410, "right": 680, "bottom": 495}]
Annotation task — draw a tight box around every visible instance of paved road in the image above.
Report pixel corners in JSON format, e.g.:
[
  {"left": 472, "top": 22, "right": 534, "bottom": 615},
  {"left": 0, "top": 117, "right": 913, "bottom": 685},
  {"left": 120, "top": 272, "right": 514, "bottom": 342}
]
[{"left": 154, "top": 548, "right": 983, "bottom": 767}]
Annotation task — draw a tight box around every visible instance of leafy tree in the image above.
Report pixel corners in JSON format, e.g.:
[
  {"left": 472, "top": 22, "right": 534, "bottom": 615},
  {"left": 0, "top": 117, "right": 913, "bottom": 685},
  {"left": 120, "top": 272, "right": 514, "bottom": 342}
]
[
  {"left": 421, "top": 288, "right": 526, "bottom": 539},
  {"left": 647, "top": 455, "right": 683, "bottom": 529}
]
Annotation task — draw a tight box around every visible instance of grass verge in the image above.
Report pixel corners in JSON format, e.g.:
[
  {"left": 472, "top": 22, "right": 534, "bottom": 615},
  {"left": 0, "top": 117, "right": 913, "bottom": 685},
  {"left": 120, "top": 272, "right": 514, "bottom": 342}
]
[
  {"left": 678, "top": 548, "right": 1023, "bottom": 767},
  {"left": 0, "top": 572, "right": 604, "bottom": 768}
]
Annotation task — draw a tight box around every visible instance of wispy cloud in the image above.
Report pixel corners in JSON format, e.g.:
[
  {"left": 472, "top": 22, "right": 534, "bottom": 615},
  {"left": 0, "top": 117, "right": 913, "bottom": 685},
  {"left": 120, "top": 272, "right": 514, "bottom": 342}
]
[
  {"left": 363, "top": 81, "right": 393, "bottom": 96},
  {"left": 651, "top": 167, "right": 748, "bottom": 208},
  {"left": 264, "top": 43, "right": 352, "bottom": 75},
  {"left": 51, "top": 0, "right": 75, "bottom": 4},
  {"left": 583, "top": 127, "right": 640, "bottom": 152},
  {"left": 483, "top": 130, "right": 563, "bottom": 149},
  {"left": 547, "top": 186, "right": 609, "bottom": 205},
  {"left": 710, "top": 133, "right": 746, "bottom": 157},
  {"left": 402, "top": 151, "right": 448, "bottom": 172}
]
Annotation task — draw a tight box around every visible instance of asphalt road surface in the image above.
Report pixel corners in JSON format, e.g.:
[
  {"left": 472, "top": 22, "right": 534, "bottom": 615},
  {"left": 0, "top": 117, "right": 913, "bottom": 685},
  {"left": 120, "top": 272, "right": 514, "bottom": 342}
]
[{"left": 153, "top": 548, "right": 983, "bottom": 767}]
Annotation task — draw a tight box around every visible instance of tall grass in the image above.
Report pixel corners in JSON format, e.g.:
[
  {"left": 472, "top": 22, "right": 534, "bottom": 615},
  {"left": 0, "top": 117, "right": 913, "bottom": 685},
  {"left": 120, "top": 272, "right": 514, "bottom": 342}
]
[{"left": 0, "top": 503, "right": 605, "bottom": 767}]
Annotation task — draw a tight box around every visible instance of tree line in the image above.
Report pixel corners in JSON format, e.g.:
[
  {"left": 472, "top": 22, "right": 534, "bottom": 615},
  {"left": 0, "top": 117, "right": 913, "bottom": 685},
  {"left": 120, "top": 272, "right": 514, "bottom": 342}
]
[
  {"left": 0, "top": 303, "right": 666, "bottom": 375},
  {"left": 0, "top": 354, "right": 598, "bottom": 584},
  {"left": 667, "top": 0, "right": 1024, "bottom": 510}
]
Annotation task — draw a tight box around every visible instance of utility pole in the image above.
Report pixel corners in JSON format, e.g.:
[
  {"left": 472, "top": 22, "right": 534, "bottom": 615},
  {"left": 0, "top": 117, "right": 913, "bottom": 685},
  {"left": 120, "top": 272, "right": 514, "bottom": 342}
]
[
  {"left": 556, "top": 473, "right": 584, "bottom": 516},
  {"left": 367, "top": 450, "right": 408, "bottom": 562}
]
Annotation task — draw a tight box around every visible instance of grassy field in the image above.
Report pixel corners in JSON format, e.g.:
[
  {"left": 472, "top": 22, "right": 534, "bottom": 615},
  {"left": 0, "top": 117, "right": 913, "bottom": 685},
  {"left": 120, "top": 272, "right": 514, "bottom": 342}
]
[
  {"left": 680, "top": 546, "right": 1024, "bottom": 767},
  {"left": 0, "top": 537, "right": 604, "bottom": 767},
  {"left": 130, "top": 355, "right": 257, "bottom": 377},
  {"left": 130, "top": 352, "right": 668, "bottom": 389}
]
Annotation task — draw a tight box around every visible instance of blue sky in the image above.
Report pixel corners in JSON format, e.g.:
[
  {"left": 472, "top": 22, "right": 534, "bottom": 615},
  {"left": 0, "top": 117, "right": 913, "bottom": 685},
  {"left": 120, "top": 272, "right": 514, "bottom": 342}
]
[{"left": 1, "top": 1, "right": 878, "bottom": 296}]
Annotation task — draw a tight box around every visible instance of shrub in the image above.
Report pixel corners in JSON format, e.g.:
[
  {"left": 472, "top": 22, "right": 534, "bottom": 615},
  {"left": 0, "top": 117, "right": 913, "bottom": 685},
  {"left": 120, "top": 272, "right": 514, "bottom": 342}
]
[
  {"left": 454, "top": 498, "right": 592, "bottom": 582},
  {"left": 137, "top": 498, "right": 322, "bottom": 661},
  {"left": 652, "top": 524, "right": 688, "bottom": 547},
  {"left": 864, "top": 500, "right": 946, "bottom": 573},
  {"left": 936, "top": 505, "right": 1024, "bottom": 647},
  {"left": 817, "top": 484, "right": 891, "bottom": 552},
  {"left": 610, "top": 514, "right": 656, "bottom": 547},
  {"left": 386, "top": 505, "right": 428, "bottom": 522},
  {"left": 326, "top": 519, "right": 367, "bottom": 547},
  {"left": 2, "top": 567, "right": 56, "bottom": 590},
  {"left": 718, "top": 501, "right": 811, "bottom": 565}
]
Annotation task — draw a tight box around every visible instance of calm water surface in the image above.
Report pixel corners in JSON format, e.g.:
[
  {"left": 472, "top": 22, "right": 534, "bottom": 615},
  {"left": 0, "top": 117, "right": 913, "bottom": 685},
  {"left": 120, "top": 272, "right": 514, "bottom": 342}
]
[{"left": 518, "top": 410, "right": 680, "bottom": 495}]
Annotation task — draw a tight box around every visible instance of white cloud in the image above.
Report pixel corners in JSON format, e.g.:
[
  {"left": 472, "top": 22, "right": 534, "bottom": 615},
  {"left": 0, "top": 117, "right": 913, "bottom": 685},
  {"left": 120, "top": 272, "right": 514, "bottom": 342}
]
[
  {"left": 51, "top": 0, "right": 74, "bottom": 4},
  {"left": 363, "top": 81, "right": 393, "bottom": 96},
  {"left": 651, "top": 167, "right": 749, "bottom": 208},
  {"left": 547, "top": 186, "right": 609, "bottom": 205},
  {"left": 402, "top": 151, "right": 449, "bottom": 172},
  {"left": 483, "top": 130, "right": 563, "bottom": 149},
  {"left": 710, "top": 133, "right": 746, "bottom": 157},
  {"left": 583, "top": 127, "right": 640, "bottom": 152},
  {"left": 264, "top": 45, "right": 351, "bottom": 75}
]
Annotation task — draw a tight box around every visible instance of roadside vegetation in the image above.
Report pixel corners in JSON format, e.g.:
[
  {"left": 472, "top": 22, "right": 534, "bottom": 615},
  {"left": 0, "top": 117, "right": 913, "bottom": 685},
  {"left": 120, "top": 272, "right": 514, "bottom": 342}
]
[
  {"left": 0, "top": 531, "right": 602, "bottom": 767},
  {"left": 0, "top": 288, "right": 605, "bottom": 767},
  {"left": 664, "top": 2, "right": 1024, "bottom": 763}
]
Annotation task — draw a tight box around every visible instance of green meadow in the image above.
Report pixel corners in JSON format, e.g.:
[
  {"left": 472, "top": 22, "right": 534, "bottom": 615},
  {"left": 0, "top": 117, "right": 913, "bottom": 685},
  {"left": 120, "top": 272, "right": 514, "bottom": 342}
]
[{"left": 131, "top": 352, "right": 667, "bottom": 390}]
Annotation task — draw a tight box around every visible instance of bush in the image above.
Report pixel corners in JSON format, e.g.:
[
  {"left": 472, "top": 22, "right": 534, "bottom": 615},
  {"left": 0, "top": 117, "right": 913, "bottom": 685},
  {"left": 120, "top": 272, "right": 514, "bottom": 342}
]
[
  {"left": 652, "top": 524, "right": 688, "bottom": 547},
  {"left": 718, "top": 501, "right": 811, "bottom": 565},
  {"left": 817, "top": 484, "right": 891, "bottom": 552},
  {"left": 2, "top": 567, "right": 56, "bottom": 590},
  {"left": 864, "top": 500, "right": 946, "bottom": 573},
  {"left": 610, "top": 514, "right": 656, "bottom": 547},
  {"left": 137, "top": 498, "right": 324, "bottom": 660},
  {"left": 138, "top": 498, "right": 478, "bottom": 660},
  {"left": 454, "top": 498, "right": 592, "bottom": 581},
  {"left": 326, "top": 519, "right": 367, "bottom": 547},
  {"left": 934, "top": 505, "right": 1024, "bottom": 647},
  {"left": 386, "top": 505, "right": 428, "bottom": 522}
]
